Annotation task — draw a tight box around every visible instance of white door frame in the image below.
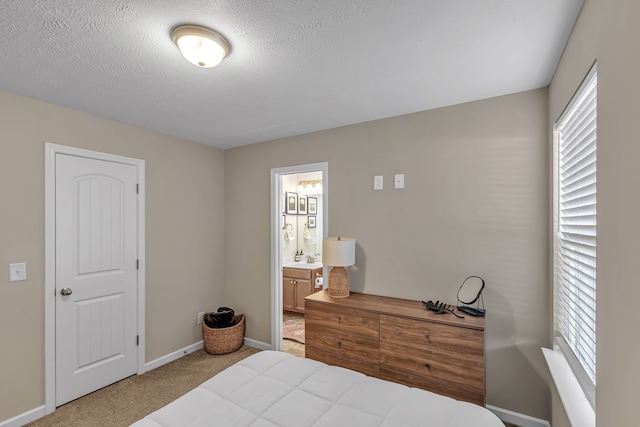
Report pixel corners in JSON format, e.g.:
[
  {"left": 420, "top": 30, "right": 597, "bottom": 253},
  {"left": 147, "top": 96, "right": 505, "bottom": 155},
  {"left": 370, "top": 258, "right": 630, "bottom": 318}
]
[
  {"left": 44, "top": 143, "right": 146, "bottom": 414},
  {"left": 270, "top": 162, "right": 328, "bottom": 350}
]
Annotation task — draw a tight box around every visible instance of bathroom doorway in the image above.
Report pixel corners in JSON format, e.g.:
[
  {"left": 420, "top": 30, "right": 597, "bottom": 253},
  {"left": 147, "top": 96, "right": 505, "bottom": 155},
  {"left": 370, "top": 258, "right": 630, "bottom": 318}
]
[{"left": 270, "top": 163, "right": 328, "bottom": 355}]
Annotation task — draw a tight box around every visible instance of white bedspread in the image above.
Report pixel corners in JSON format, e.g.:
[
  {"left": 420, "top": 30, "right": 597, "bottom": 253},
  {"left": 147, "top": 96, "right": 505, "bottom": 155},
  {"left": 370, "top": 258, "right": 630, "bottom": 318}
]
[{"left": 131, "top": 350, "right": 503, "bottom": 427}]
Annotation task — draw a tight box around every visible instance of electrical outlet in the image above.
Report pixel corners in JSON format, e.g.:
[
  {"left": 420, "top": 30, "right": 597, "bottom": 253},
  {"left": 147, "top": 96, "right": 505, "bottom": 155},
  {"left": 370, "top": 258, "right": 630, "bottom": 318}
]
[{"left": 197, "top": 312, "right": 205, "bottom": 325}]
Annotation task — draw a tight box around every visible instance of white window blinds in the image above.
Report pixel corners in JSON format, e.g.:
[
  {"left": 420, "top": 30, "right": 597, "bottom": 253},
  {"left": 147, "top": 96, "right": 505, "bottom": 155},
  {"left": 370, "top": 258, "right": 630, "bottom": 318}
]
[{"left": 556, "top": 65, "right": 597, "bottom": 394}]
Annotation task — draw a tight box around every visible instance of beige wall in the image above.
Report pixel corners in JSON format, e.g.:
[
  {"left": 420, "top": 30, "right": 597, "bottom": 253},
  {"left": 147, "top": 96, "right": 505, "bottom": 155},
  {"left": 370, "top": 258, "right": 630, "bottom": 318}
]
[
  {"left": 224, "top": 88, "right": 551, "bottom": 419},
  {"left": 549, "top": 0, "right": 640, "bottom": 424},
  {"left": 0, "top": 91, "right": 225, "bottom": 421}
]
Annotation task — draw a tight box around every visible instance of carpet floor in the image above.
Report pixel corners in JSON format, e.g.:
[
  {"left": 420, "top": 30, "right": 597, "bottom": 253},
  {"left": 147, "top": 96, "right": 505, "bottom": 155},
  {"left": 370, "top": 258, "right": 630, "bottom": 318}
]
[{"left": 25, "top": 345, "right": 260, "bottom": 427}]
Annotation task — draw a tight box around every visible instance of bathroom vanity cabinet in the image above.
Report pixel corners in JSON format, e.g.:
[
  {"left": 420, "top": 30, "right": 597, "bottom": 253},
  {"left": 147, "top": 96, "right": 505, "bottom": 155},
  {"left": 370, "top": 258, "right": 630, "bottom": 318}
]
[{"left": 283, "top": 267, "right": 323, "bottom": 314}]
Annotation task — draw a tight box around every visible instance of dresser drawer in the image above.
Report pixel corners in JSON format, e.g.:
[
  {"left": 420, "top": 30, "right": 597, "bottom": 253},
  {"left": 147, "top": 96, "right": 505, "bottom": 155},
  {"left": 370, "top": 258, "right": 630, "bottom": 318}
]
[
  {"left": 306, "top": 323, "right": 379, "bottom": 364},
  {"left": 379, "top": 315, "right": 484, "bottom": 392},
  {"left": 306, "top": 301, "right": 379, "bottom": 364},
  {"left": 378, "top": 367, "right": 484, "bottom": 406},
  {"left": 306, "top": 346, "right": 379, "bottom": 377},
  {"left": 305, "top": 301, "right": 379, "bottom": 337}
]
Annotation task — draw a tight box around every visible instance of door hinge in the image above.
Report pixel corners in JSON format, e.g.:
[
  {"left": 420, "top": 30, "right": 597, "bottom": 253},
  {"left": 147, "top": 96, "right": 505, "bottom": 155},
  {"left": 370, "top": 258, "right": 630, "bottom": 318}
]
[
  {"left": 136, "top": 184, "right": 139, "bottom": 194},
  {"left": 136, "top": 259, "right": 139, "bottom": 270},
  {"left": 136, "top": 335, "right": 139, "bottom": 346}
]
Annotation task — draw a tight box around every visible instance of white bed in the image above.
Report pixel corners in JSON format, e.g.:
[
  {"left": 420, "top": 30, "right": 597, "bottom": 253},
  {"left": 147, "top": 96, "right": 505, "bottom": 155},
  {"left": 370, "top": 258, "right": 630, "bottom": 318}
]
[{"left": 131, "top": 351, "right": 503, "bottom": 427}]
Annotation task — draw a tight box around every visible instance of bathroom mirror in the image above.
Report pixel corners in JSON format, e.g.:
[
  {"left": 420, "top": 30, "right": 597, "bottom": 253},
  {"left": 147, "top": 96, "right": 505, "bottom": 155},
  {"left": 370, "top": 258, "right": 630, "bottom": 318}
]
[{"left": 457, "top": 276, "right": 485, "bottom": 305}]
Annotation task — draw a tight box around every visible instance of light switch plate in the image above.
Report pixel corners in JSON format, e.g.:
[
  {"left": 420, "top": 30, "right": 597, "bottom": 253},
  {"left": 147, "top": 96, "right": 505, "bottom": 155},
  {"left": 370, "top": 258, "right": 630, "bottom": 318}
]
[
  {"left": 9, "top": 262, "right": 26, "bottom": 282},
  {"left": 394, "top": 174, "right": 405, "bottom": 189},
  {"left": 374, "top": 175, "right": 383, "bottom": 190}
]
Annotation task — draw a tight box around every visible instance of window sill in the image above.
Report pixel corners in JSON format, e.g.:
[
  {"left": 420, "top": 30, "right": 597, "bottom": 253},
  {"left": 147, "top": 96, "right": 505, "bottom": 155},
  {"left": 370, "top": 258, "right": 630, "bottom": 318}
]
[{"left": 542, "top": 347, "right": 595, "bottom": 427}]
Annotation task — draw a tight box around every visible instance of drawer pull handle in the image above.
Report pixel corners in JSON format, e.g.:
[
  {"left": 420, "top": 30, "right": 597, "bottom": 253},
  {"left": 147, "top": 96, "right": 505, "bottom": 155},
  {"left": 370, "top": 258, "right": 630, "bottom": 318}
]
[
  {"left": 337, "top": 317, "right": 341, "bottom": 324},
  {"left": 338, "top": 341, "right": 342, "bottom": 348},
  {"left": 424, "top": 334, "right": 430, "bottom": 341},
  {"left": 424, "top": 363, "right": 431, "bottom": 370}
]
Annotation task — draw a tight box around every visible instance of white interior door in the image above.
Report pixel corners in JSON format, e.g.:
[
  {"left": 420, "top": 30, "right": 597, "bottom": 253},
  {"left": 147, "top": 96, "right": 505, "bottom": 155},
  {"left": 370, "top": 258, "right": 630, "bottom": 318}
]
[{"left": 55, "top": 153, "right": 138, "bottom": 406}]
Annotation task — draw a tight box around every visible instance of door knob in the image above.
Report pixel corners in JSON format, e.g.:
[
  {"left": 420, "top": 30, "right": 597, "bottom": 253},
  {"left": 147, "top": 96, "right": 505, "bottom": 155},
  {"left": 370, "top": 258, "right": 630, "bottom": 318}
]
[{"left": 60, "top": 287, "right": 72, "bottom": 296}]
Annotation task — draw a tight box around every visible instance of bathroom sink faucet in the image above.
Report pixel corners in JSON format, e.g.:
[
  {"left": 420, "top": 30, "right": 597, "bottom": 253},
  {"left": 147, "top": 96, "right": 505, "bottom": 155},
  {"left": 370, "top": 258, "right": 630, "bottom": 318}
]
[{"left": 306, "top": 255, "right": 315, "bottom": 264}]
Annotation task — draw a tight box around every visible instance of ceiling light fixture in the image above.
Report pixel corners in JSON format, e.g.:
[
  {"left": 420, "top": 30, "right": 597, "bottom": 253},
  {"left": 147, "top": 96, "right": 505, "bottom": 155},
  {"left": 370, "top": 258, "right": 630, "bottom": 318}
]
[{"left": 171, "top": 25, "right": 230, "bottom": 68}]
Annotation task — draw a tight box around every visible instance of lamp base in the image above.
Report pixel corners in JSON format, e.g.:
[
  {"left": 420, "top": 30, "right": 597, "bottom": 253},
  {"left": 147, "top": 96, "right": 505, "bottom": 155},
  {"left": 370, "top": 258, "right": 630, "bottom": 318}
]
[{"left": 327, "top": 266, "right": 349, "bottom": 298}]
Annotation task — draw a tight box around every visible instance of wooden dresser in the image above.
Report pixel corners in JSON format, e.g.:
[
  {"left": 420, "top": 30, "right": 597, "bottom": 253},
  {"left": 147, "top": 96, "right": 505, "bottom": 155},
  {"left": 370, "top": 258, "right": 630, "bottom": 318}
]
[{"left": 305, "top": 290, "right": 486, "bottom": 405}]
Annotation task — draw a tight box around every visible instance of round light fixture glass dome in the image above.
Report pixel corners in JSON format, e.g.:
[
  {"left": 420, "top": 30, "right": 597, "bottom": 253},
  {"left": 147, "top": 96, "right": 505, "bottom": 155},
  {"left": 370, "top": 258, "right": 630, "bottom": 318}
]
[{"left": 172, "top": 25, "right": 230, "bottom": 68}]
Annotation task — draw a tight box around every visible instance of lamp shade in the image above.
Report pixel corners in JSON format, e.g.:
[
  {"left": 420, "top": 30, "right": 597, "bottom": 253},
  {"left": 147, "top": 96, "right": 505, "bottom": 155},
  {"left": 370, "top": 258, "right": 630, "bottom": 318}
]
[{"left": 323, "top": 237, "right": 355, "bottom": 267}]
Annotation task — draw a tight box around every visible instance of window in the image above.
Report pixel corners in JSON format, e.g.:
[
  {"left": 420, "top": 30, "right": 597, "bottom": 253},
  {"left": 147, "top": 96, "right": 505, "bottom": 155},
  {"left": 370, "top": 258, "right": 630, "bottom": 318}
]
[{"left": 554, "top": 64, "right": 597, "bottom": 408}]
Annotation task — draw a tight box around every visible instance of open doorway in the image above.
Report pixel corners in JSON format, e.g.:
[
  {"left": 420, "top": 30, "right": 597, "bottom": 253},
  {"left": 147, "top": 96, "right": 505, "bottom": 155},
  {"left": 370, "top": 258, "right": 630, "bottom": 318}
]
[{"left": 270, "top": 163, "right": 328, "bottom": 356}]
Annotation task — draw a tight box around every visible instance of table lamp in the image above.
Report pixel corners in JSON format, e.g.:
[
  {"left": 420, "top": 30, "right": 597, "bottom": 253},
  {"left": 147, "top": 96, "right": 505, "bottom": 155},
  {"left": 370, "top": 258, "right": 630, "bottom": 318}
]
[{"left": 323, "top": 237, "right": 355, "bottom": 298}]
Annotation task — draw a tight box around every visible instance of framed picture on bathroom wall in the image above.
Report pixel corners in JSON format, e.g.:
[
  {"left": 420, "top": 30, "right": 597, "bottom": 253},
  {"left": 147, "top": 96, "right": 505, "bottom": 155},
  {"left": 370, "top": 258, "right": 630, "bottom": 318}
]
[
  {"left": 286, "top": 192, "right": 298, "bottom": 214},
  {"left": 307, "top": 197, "right": 317, "bottom": 214},
  {"left": 308, "top": 215, "right": 316, "bottom": 228},
  {"left": 298, "top": 196, "right": 307, "bottom": 215}
]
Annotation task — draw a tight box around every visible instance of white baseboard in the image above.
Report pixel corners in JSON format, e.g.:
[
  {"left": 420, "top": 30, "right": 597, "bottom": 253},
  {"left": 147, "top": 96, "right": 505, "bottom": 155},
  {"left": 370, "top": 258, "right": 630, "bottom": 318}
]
[
  {"left": 144, "top": 337, "right": 271, "bottom": 372},
  {"left": 487, "top": 405, "right": 550, "bottom": 427},
  {"left": 243, "top": 337, "right": 272, "bottom": 350},
  {"left": 144, "top": 340, "right": 204, "bottom": 371},
  {"left": 0, "top": 405, "right": 45, "bottom": 427}
]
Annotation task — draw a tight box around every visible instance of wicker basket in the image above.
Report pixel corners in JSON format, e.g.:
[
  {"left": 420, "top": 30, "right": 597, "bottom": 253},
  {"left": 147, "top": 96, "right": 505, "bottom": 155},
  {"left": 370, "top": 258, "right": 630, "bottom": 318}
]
[{"left": 202, "top": 314, "right": 245, "bottom": 355}]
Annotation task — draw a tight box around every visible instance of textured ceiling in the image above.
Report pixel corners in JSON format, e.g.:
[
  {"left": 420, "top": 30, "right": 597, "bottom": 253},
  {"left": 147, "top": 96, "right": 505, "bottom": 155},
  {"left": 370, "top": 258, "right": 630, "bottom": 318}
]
[{"left": 0, "top": 0, "right": 583, "bottom": 149}]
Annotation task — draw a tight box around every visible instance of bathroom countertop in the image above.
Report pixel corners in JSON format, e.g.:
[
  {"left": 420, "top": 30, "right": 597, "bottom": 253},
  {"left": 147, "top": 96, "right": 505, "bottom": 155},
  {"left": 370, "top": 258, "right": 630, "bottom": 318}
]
[{"left": 282, "top": 262, "right": 324, "bottom": 270}]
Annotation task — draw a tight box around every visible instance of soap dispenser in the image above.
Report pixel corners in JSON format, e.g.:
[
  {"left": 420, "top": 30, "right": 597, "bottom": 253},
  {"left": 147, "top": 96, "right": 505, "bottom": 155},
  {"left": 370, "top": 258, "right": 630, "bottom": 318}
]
[{"left": 295, "top": 250, "right": 300, "bottom": 262}]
